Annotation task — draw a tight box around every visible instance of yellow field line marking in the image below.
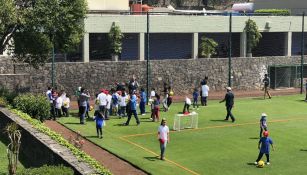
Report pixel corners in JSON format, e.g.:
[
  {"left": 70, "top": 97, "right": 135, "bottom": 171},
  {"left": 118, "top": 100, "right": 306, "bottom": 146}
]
[
  {"left": 122, "top": 117, "right": 307, "bottom": 138},
  {"left": 119, "top": 136, "right": 200, "bottom": 175}
]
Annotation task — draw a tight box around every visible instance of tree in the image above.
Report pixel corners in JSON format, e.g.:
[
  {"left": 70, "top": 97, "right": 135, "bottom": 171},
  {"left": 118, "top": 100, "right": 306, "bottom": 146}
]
[
  {"left": 108, "top": 23, "right": 124, "bottom": 61},
  {"left": 199, "top": 35, "right": 218, "bottom": 58},
  {"left": 245, "top": 19, "right": 262, "bottom": 57},
  {"left": 0, "top": 0, "right": 87, "bottom": 68}
]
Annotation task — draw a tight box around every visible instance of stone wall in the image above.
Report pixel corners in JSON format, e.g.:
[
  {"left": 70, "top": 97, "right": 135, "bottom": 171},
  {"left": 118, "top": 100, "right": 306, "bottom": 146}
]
[
  {"left": 0, "top": 108, "right": 96, "bottom": 175},
  {"left": 1, "top": 56, "right": 304, "bottom": 97}
]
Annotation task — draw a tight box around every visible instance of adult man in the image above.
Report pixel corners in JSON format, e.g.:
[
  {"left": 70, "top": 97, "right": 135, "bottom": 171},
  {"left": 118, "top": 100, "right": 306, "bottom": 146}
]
[
  {"left": 46, "top": 87, "right": 55, "bottom": 119},
  {"left": 263, "top": 74, "right": 272, "bottom": 99},
  {"left": 128, "top": 76, "right": 139, "bottom": 94},
  {"left": 79, "top": 88, "right": 90, "bottom": 124},
  {"left": 97, "top": 89, "right": 107, "bottom": 114},
  {"left": 219, "top": 87, "right": 235, "bottom": 122}
]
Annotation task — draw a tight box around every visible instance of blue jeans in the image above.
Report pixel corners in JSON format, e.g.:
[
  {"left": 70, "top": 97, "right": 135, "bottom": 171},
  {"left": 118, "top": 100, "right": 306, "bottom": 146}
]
[
  {"left": 160, "top": 141, "right": 167, "bottom": 159},
  {"left": 140, "top": 101, "right": 146, "bottom": 114}
]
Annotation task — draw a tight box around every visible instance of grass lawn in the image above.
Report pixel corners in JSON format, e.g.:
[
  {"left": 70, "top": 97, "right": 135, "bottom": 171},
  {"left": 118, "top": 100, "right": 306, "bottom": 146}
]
[
  {"left": 0, "top": 140, "right": 9, "bottom": 174},
  {"left": 57, "top": 94, "right": 307, "bottom": 175}
]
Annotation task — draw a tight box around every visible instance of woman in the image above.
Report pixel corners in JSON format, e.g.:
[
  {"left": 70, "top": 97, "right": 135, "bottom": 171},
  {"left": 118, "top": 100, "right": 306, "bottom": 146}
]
[{"left": 157, "top": 118, "right": 170, "bottom": 160}]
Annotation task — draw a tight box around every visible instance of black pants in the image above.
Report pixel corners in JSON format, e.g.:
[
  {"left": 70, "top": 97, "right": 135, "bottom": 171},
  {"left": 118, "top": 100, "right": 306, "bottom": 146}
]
[
  {"left": 201, "top": 96, "right": 207, "bottom": 106},
  {"left": 125, "top": 110, "right": 140, "bottom": 125},
  {"left": 256, "top": 152, "right": 270, "bottom": 162},
  {"left": 225, "top": 105, "right": 235, "bottom": 122},
  {"left": 183, "top": 103, "right": 190, "bottom": 113},
  {"left": 96, "top": 126, "right": 102, "bottom": 137}
]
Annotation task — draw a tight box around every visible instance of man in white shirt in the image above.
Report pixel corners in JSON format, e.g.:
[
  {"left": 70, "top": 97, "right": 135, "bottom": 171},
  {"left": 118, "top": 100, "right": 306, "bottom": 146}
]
[
  {"left": 201, "top": 82, "right": 209, "bottom": 106},
  {"left": 158, "top": 118, "right": 170, "bottom": 160}
]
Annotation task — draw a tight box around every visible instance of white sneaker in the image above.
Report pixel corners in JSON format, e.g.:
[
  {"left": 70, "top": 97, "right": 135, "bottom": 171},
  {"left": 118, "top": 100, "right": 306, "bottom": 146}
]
[
  {"left": 266, "top": 162, "right": 270, "bottom": 165},
  {"left": 142, "top": 113, "right": 146, "bottom": 115},
  {"left": 254, "top": 162, "right": 258, "bottom": 165}
]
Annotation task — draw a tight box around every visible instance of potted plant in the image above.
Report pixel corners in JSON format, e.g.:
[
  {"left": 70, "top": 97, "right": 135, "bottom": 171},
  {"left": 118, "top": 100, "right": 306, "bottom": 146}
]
[
  {"left": 245, "top": 19, "right": 262, "bottom": 57},
  {"left": 199, "top": 35, "right": 218, "bottom": 58},
  {"left": 108, "top": 23, "right": 124, "bottom": 61}
]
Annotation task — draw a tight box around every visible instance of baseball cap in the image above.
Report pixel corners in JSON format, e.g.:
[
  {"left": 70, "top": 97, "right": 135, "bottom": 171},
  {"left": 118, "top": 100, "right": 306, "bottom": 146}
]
[{"left": 226, "top": 87, "right": 232, "bottom": 91}]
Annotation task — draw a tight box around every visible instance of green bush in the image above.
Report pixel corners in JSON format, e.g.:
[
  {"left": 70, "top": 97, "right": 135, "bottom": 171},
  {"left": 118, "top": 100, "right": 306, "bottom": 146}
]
[
  {"left": 13, "top": 94, "right": 50, "bottom": 121},
  {"left": 11, "top": 109, "right": 112, "bottom": 175},
  {"left": 0, "top": 87, "right": 18, "bottom": 104},
  {"left": 255, "top": 9, "right": 291, "bottom": 16},
  {"left": 0, "top": 97, "right": 8, "bottom": 107},
  {"left": 18, "top": 165, "right": 73, "bottom": 175}
]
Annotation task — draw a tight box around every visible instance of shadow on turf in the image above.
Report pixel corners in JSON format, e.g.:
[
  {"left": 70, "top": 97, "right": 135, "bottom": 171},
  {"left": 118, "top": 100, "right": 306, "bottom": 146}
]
[
  {"left": 64, "top": 122, "right": 82, "bottom": 125},
  {"left": 210, "top": 119, "right": 227, "bottom": 122},
  {"left": 249, "top": 137, "right": 260, "bottom": 140},
  {"left": 246, "top": 163, "right": 257, "bottom": 166},
  {"left": 144, "top": 156, "right": 160, "bottom": 161},
  {"left": 300, "top": 149, "right": 307, "bottom": 151}
]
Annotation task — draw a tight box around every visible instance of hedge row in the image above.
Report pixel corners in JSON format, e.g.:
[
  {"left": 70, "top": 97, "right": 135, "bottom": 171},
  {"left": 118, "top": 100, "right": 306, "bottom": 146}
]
[
  {"left": 11, "top": 109, "right": 112, "bottom": 175},
  {"left": 254, "top": 9, "right": 291, "bottom": 16}
]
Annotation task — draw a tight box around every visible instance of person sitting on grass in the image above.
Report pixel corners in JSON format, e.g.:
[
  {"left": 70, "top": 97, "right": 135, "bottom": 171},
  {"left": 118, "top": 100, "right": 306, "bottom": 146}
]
[
  {"left": 93, "top": 111, "right": 105, "bottom": 139},
  {"left": 259, "top": 113, "right": 268, "bottom": 138},
  {"left": 158, "top": 118, "right": 170, "bottom": 161},
  {"left": 254, "top": 131, "right": 274, "bottom": 165}
]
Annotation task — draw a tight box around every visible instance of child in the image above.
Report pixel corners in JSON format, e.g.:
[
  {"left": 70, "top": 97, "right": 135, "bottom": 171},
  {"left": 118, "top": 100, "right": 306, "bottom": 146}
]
[
  {"left": 150, "top": 88, "right": 156, "bottom": 101},
  {"left": 254, "top": 131, "right": 274, "bottom": 165},
  {"left": 111, "top": 89, "right": 119, "bottom": 116},
  {"left": 157, "top": 118, "right": 170, "bottom": 160},
  {"left": 119, "top": 90, "right": 128, "bottom": 118},
  {"left": 183, "top": 96, "right": 192, "bottom": 114},
  {"left": 62, "top": 94, "right": 70, "bottom": 117},
  {"left": 93, "top": 111, "right": 105, "bottom": 139},
  {"left": 139, "top": 88, "right": 147, "bottom": 115},
  {"left": 259, "top": 113, "right": 268, "bottom": 138},
  {"left": 153, "top": 94, "right": 160, "bottom": 122},
  {"left": 192, "top": 88, "right": 199, "bottom": 109}
]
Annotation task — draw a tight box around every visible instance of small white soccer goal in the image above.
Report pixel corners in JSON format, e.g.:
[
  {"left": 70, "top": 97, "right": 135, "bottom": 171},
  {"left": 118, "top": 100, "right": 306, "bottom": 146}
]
[{"left": 173, "top": 112, "right": 198, "bottom": 131}]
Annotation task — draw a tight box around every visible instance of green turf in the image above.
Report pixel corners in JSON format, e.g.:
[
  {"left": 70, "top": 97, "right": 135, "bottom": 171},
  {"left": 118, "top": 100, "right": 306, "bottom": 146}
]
[
  {"left": 0, "top": 140, "right": 8, "bottom": 174},
  {"left": 57, "top": 94, "right": 307, "bottom": 175}
]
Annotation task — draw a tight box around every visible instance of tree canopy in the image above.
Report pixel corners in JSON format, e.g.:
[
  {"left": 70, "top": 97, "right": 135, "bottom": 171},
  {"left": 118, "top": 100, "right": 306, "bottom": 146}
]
[{"left": 0, "top": 0, "right": 87, "bottom": 68}]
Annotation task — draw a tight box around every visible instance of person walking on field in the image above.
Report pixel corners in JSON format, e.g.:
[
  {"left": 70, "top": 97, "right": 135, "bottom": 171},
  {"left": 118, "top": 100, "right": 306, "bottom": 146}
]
[
  {"left": 263, "top": 74, "right": 272, "bottom": 99},
  {"left": 219, "top": 87, "right": 235, "bottom": 122},
  {"left": 254, "top": 131, "right": 274, "bottom": 165},
  {"left": 259, "top": 113, "right": 268, "bottom": 138},
  {"left": 158, "top": 118, "right": 170, "bottom": 160}
]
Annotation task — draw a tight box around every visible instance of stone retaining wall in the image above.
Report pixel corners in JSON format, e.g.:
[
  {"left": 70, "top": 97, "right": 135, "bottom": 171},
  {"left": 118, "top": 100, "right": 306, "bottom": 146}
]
[
  {"left": 0, "top": 56, "right": 305, "bottom": 96},
  {"left": 0, "top": 108, "right": 96, "bottom": 175}
]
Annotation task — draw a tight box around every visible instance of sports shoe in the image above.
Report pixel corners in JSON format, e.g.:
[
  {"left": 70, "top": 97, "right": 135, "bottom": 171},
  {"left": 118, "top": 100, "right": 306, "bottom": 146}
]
[
  {"left": 266, "top": 162, "right": 270, "bottom": 165},
  {"left": 254, "top": 162, "right": 258, "bottom": 165}
]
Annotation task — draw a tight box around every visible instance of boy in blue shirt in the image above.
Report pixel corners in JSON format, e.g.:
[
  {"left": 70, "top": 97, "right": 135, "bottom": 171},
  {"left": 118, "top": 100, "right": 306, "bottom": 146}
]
[
  {"left": 192, "top": 88, "right": 199, "bottom": 109},
  {"left": 139, "top": 88, "right": 147, "bottom": 115},
  {"left": 254, "top": 131, "right": 275, "bottom": 165},
  {"left": 93, "top": 111, "right": 105, "bottom": 139}
]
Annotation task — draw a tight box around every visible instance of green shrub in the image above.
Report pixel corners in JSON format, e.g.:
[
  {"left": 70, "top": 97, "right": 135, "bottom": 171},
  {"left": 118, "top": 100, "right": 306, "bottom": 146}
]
[
  {"left": 18, "top": 165, "right": 73, "bottom": 175},
  {"left": 11, "top": 109, "right": 112, "bottom": 175},
  {"left": 255, "top": 9, "right": 291, "bottom": 16},
  {"left": 13, "top": 94, "right": 50, "bottom": 121},
  {"left": 0, "top": 97, "right": 8, "bottom": 107},
  {"left": 0, "top": 87, "right": 18, "bottom": 104}
]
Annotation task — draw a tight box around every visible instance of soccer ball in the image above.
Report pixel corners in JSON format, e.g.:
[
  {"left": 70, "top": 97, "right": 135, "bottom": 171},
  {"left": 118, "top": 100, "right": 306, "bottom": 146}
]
[{"left": 258, "top": 160, "right": 265, "bottom": 168}]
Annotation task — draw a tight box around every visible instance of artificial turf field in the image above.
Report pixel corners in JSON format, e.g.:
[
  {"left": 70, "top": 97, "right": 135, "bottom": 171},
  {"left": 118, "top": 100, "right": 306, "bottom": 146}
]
[{"left": 58, "top": 94, "right": 307, "bottom": 175}]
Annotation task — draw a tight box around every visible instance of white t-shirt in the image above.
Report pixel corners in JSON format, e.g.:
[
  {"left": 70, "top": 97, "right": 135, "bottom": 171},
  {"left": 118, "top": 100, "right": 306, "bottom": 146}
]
[
  {"left": 158, "top": 125, "right": 169, "bottom": 141},
  {"left": 186, "top": 97, "right": 192, "bottom": 105},
  {"left": 119, "top": 95, "right": 128, "bottom": 107},
  {"left": 201, "top": 85, "right": 210, "bottom": 97},
  {"left": 56, "top": 97, "right": 63, "bottom": 109},
  {"left": 97, "top": 92, "right": 107, "bottom": 106},
  {"left": 106, "top": 94, "right": 112, "bottom": 109},
  {"left": 150, "top": 90, "right": 155, "bottom": 98}
]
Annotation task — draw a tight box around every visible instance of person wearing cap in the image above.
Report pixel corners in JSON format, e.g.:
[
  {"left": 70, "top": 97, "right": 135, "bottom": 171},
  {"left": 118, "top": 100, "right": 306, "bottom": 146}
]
[
  {"left": 259, "top": 113, "right": 268, "bottom": 138},
  {"left": 157, "top": 118, "right": 170, "bottom": 160},
  {"left": 254, "top": 131, "right": 275, "bottom": 165},
  {"left": 262, "top": 74, "right": 272, "bottom": 99},
  {"left": 97, "top": 89, "right": 107, "bottom": 114},
  {"left": 219, "top": 87, "right": 235, "bottom": 122}
]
